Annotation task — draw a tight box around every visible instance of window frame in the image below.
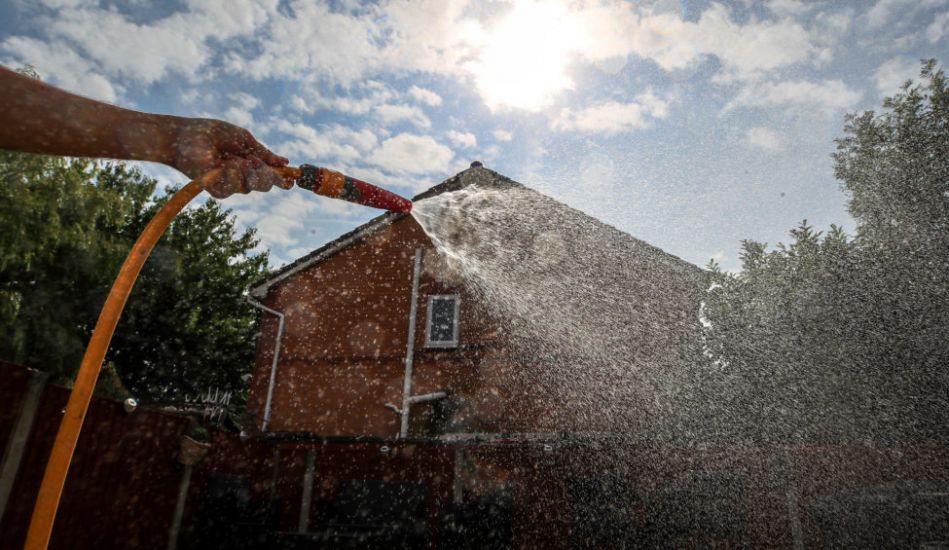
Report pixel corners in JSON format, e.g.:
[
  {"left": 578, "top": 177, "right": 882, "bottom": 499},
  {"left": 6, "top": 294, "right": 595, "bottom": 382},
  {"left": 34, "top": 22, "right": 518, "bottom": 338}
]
[{"left": 424, "top": 294, "right": 460, "bottom": 349}]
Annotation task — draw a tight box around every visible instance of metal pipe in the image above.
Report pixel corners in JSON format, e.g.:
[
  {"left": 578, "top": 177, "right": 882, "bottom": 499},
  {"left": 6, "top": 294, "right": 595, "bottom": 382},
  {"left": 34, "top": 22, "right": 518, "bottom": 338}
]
[
  {"left": 407, "top": 392, "right": 447, "bottom": 405},
  {"left": 399, "top": 248, "right": 423, "bottom": 438},
  {"left": 247, "top": 298, "right": 285, "bottom": 432}
]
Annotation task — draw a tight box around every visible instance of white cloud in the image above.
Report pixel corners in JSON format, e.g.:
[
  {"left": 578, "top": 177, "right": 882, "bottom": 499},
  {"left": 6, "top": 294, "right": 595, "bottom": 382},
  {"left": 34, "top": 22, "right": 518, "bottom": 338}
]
[
  {"left": 814, "top": 10, "right": 853, "bottom": 36},
  {"left": 446, "top": 130, "right": 477, "bottom": 148},
  {"left": 230, "top": 91, "right": 260, "bottom": 111},
  {"left": 373, "top": 103, "right": 432, "bottom": 129},
  {"left": 325, "top": 125, "right": 380, "bottom": 153},
  {"left": 38, "top": 0, "right": 99, "bottom": 7},
  {"left": 368, "top": 134, "right": 454, "bottom": 175},
  {"left": 207, "top": 92, "right": 267, "bottom": 130},
  {"left": 482, "top": 144, "right": 501, "bottom": 163},
  {"left": 874, "top": 56, "right": 921, "bottom": 96},
  {"left": 221, "top": 191, "right": 321, "bottom": 252},
  {"left": 233, "top": 1, "right": 474, "bottom": 85},
  {"left": 408, "top": 85, "right": 443, "bottom": 106},
  {"left": 374, "top": 0, "right": 481, "bottom": 77},
  {"left": 6, "top": 0, "right": 815, "bottom": 114},
  {"left": 39, "top": 0, "right": 275, "bottom": 84},
  {"left": 228, "top": 1, "right": 821, "bottom": 109},
  {"left": 550, "top": 92, "right": 669, "bottom": 134},
  {"left": 220, "top": 106, "right": 255, "bottom": 129},
  {"left": 927, "top": 11, "right": 949, "bottom": 42},
  {"left": 595, "top": 3, "right": 817, "bottom": 82},
  {"left": 340, "top": 165, "right": 431, "bottom": 194},
  {"left": 223, "top": 186, "right": 367, "bottom": 257},
  {"left": 251, "top": 195, "right": 316, "bottom": 248},
  {"left": 864, "top": 0, "right": 903, "bottom": 28},
  {"left": 694, "top": 7, "right": 815, "bottom": 81},
  {"left": 492, "top": 129, "right": 513, "bottom": 142},
  {"left": 725, "top": 79, "right": 862, "bottom": 114},
  {"left": 1, "top": 37, "right": 119, "bottom": 102},
  {"left": 179, "top": 88, "right": 201, "bottom": 105},
  {"left": 766, "top": 0, "right": 816, "bottom": 17},
  {"left": 863, "top": 0, "right": 947, "bottom": 30},
  {"left": 290, "top": 80, "right": 398, "bottom": 116},
  {"left": 273, "top": 120, "right": 378, "bottom": 164},
  {"left": 744, "top": 127, "right": 783, "bottom": 151},
  {"left": 807, "top": 9, "right": 854, "bottom": 66},
  {"left": 232, "top": 2, "right": 382, "bottom": 83}
]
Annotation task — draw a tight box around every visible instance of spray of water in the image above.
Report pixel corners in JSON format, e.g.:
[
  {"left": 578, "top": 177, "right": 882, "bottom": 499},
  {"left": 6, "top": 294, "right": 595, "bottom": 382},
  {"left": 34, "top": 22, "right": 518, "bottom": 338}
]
[{"left": 411, "top": 183, "right": 706, "bottom": 439}]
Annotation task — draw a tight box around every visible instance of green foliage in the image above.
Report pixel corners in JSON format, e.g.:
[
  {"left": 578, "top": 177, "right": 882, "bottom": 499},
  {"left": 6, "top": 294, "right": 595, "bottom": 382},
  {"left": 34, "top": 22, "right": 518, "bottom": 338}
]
[
  {"left": 111, "top": 193, "right": 269, "bottom": 402},
  {"left": 698, "top": 61, "right": 949, "bottom": 444},
  {"left": 0, "top": 153, "right": 153, "bottom": 379},
  {"left": 0, "top": 152, "right": 268, "bottom": 404},
  {"left": 834, "top": 59, "right": 949, "bottom": 252}
]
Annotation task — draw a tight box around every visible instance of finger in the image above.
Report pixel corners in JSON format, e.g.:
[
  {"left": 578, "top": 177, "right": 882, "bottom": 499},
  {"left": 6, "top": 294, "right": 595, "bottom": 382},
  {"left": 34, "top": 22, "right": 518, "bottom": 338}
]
[
  {"left": 263, "top": 165, "right": 291, "bottom": 190},
  {"left": 204, "top": 170, "right": 229, "bottom": 199},
  {"left": 225, "top": 161, "right": 248, "bottom": 195},
  {"left": 246, "top": 136, "right": 289, "bottom": 167},
  {"left": 256, "top": 163, "right": 286, "bottom": 192},
  {"left": 275, "top": 169, "right": 294, "bottom": 190},
  {"left": 251, "top": 158, "right": 292, "bottom": 190},
  {"left": 245, "top": 157, "right": 274, "bottom": 193}
]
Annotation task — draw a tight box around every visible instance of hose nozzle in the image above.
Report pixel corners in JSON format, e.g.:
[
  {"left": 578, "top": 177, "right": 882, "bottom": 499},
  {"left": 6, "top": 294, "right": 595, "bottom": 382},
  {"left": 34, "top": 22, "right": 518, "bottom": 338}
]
[{"left": 293, "top": 164, "right": 412, "bottom": 213}]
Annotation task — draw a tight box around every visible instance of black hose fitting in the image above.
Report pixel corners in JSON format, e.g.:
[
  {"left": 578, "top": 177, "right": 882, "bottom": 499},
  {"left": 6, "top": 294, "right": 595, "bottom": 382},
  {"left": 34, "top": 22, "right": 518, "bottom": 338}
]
[{"left": 297, "top": 164, "right": 319, "bottom": 191}]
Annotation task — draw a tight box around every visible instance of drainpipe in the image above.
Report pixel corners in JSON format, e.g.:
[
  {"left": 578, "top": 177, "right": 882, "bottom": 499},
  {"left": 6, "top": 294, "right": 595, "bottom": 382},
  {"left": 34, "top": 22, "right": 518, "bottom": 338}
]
[
  {"left": 399, "top": 248, "right": 423, "bottom": 438},
  {"left": 247, "top": 297, "right": 285, "bottom": 432}
]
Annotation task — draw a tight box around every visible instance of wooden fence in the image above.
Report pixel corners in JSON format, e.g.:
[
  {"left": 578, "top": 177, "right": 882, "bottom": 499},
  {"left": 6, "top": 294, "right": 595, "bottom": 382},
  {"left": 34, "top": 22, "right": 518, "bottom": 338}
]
[{"left": 4, "top": 358, "right": 949, "bottom": 548}]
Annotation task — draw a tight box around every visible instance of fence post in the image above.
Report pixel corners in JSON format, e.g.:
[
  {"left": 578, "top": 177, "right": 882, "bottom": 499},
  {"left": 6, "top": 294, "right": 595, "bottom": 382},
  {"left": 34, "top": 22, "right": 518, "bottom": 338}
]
[
  {"left": 298, "top": 449, "right": 316, "bottom": 533},
  {"left": 166, "top": 464, "right": 193, "bottom": 550},
  {"left": 0, "top": 369, "right": 48, "bottom": 524}
]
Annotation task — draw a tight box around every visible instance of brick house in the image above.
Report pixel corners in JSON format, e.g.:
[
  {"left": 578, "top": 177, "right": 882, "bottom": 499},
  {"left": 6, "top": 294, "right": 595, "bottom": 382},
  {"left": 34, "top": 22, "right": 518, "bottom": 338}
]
[
  {"left": 237, "top": 166, "right": 949, "bottom": 547},
  {"left": 245, "top": 163, "right": 705, "bottom": 440},
  {"left": 1, "top": 170, "right": 946, "bottom": 546}
]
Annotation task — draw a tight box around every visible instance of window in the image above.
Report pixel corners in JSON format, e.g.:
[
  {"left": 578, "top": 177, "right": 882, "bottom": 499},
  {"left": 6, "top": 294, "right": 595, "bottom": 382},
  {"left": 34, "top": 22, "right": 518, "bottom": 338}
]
[{"left": 425, "top": 295, "right": 460, "bottom": 348}]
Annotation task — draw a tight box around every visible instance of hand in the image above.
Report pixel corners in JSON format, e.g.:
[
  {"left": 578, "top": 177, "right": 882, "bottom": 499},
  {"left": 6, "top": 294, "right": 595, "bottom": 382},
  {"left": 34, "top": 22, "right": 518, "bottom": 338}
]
[{"left": 171, "top": 118, "right": 291, "bottom": 199}]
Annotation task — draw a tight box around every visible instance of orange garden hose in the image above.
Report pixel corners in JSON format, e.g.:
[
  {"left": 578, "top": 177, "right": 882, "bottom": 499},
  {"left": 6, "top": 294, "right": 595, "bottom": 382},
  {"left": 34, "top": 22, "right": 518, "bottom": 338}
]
[
  {"left": 22, "top": 163, "right": 412, "bottom": 548},
  {"left": 23, "top": 171, "right": 216, "bottom": 550}
]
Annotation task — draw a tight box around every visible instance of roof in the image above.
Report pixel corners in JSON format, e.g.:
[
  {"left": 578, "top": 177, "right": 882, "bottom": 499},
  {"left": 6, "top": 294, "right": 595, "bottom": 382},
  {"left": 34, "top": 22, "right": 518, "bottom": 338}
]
[
  {"left": 249, "top": 163, "right": 518, "bottom": 298},
  {"left": 249, "top": 163, "right": 702, "bottom": 298}
]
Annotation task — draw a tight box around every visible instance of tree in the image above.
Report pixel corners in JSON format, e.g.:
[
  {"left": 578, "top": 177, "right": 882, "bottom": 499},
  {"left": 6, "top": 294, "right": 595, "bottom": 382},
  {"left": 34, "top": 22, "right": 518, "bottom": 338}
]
[
  {"left": 0, "top": 151, "right": 269, "bottom": 404},
  {"left": 0, "top": 153, "right": 153, "bottom": 380},
  {"left": 110, "top": 194, "right": 269, "bottom": 403},
  {"left": 697, "top": 60, "right": 949, "bottom": 443},
  {"left": 835, "top": 59, "right": 949, "bottom": 254},
  {"left": 834, "top": 59, "right": 949, "bottom": 385}
]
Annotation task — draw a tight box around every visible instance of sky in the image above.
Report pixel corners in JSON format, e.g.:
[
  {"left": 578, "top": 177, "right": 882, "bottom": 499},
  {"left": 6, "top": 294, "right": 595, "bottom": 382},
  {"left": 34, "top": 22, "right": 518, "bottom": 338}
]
[{"left": 2, "top": 0, "right": 947, "bottom": 271}]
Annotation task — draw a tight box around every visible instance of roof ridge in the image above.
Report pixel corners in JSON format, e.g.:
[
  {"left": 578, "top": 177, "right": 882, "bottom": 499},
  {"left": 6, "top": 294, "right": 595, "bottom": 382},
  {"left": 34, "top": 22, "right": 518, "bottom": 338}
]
[
  {"left": 248, "top": 165, "right": 701, "bottom": 298},
  {"left": 249, "top": 165, "right": 500, "bottom": 297}
]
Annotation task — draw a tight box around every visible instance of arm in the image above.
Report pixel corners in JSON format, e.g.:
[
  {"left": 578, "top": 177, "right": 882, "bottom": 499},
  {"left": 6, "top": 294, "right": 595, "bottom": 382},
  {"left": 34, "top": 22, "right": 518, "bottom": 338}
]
[{"left": 0, "top": 65, "right": 289, "bottom": 198}]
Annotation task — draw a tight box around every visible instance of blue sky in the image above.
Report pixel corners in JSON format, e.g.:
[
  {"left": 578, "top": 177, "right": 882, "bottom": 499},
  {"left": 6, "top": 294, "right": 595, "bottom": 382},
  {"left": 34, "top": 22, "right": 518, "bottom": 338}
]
[{"left": 2, "top": 0, "right": 948, "bottom": 271}]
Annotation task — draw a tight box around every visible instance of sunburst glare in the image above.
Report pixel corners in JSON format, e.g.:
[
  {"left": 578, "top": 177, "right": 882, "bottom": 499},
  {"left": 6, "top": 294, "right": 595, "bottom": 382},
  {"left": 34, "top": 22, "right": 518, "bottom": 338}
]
[{"left": 471, "top": 1, "right": 583, "bottom": 111}]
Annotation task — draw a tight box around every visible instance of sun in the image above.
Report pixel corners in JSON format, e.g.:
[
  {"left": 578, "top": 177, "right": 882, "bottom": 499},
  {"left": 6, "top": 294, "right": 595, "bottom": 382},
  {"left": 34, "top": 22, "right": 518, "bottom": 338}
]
[{"left": 472, "top": 1, "right": 582, "bottom": 112}]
